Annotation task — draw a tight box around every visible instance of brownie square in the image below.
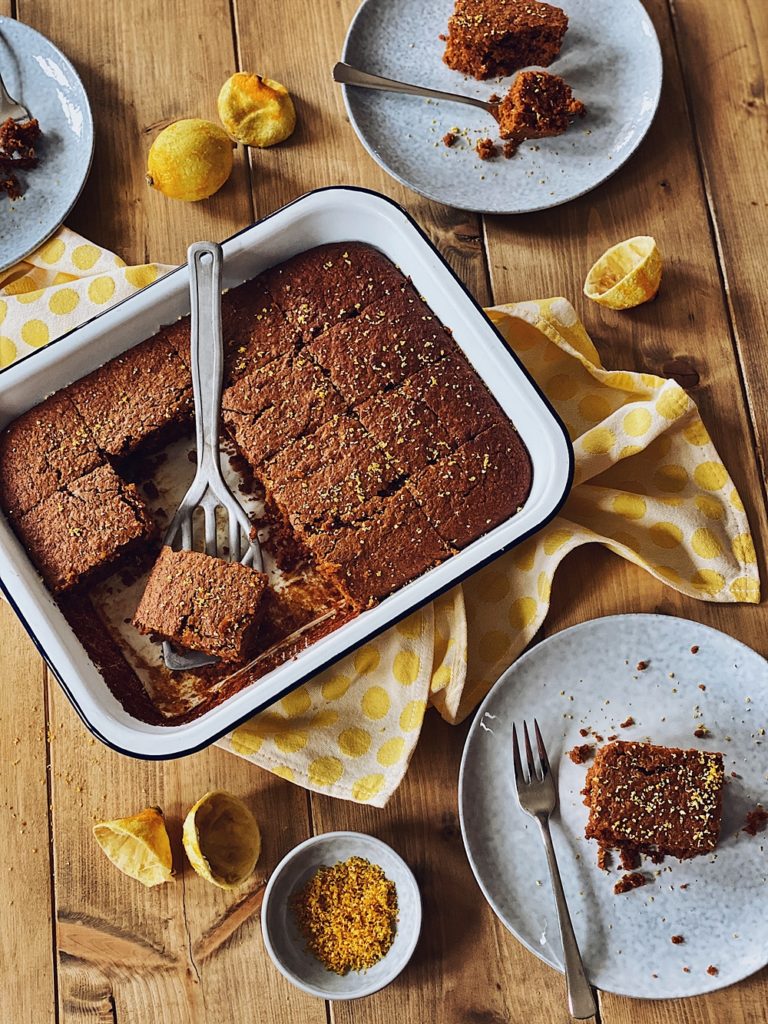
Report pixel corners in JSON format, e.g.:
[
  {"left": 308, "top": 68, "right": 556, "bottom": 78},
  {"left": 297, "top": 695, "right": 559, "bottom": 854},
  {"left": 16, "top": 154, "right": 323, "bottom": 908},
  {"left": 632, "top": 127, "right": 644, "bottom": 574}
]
[
  {"left": 221, "top": 275, "right": 299, "bottom": 384},
  {"left": 583, "top": 741, "right": 725, "bottom": 860},
  {"left": 443, "top": 0, "right": 568, "bottom": 80},
  {"left": 306, "top": 488, "right": 450, "bottom": 607},
  {"left": 268, "top": 242, "right": 410, "bottom": 339},
  {"left": 355, "top": 355, "right": 502, "bottom": 475},
  {"left": 409, "top": 422, "right": 532, "bottom": 548},
  {"left": 0, "top": 392, "right": 103, "bottom": 518},
  {"left": 16, "top": 464, "right": 155, "bottom": 592},
  {"left": 262, "top": 414, "right": 400, "bottom": 533},
  {"left": 222, "top": 352, "right": 346, "bottom": 469},
  {"left": 133, "top": 546, "right": 269, "bottom": 663},
  {"left": 67, "top": 334, "right": 193, "bottom": 458},
  {"left": 307, "top": 288, "right": 457, "bottom": 405}
]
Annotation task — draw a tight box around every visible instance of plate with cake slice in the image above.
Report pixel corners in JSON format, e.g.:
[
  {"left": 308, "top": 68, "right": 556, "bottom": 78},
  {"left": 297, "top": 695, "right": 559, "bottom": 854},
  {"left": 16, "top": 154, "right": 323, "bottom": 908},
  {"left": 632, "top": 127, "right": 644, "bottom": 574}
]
[
  {"left": 459, "top": 614, "right": 768, "bottom": 998},
  {"left": 340, "top": 0, "right": 662, "bottom": 213}
]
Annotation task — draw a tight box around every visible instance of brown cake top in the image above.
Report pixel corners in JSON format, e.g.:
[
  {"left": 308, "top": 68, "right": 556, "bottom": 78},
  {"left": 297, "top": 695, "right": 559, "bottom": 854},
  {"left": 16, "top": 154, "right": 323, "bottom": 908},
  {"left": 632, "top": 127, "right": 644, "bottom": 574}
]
[
  {"left": 583, "top": 740, "right": 725, "bottom": 857},
  {"left": 443, "top": 0, "right": 568, "bottom": 80}
]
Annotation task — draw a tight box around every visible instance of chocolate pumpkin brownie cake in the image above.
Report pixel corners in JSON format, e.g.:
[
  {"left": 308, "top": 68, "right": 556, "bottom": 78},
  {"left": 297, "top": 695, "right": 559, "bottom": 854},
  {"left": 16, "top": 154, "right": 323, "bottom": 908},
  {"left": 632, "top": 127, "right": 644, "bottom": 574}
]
[
  {"left": 497, "top": 70, "right": 586, "bottom": 154},
  {"left": 0, "top": 240, "right": 534, "bottom": 720},
  {"left": 133, "top": 547, "right": 269, "bottom": 663},
  {"left": 583, "top": 741, "right": 725, "bottom": 862},
  {"left": 443, "top": 0, "right": 568, "bottom": 80}
]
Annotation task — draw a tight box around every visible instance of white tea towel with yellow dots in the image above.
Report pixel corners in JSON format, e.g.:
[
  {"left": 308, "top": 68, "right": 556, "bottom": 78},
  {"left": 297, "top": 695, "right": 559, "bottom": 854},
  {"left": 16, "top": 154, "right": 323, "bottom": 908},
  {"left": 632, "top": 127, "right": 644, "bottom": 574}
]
[{"left": 1, "top": 230, "right": 759, "bottom": 806}]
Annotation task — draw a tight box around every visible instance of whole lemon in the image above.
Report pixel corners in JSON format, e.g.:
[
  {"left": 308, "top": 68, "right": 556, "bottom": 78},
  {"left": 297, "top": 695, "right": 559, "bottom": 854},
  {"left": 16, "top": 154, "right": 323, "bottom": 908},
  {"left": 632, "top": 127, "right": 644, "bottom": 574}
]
[
  {"left": 218, "top": 73, "right": 296, "bottom": 148},
  {"left": 146, "top": 119, "right": 234, "bottom": 201}
]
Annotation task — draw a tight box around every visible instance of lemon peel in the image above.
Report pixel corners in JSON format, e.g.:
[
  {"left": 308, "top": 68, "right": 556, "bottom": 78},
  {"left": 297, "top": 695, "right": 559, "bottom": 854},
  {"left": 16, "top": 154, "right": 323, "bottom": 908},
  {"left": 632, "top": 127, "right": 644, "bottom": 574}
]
[
  {"left": 93, "top": 806, "right": 173, "bottom": 887},
  {"left": 217, "top": 73, "right": 296, "bottom": 148},
  {"left": 182, "top": 790, "right": 261, "bottom": 890},
  {"left": 584, "top": 236, "right": 662, "bottom": 309},
  {"left": 146, "top": 119, "right": 234, "bottom": 201}
]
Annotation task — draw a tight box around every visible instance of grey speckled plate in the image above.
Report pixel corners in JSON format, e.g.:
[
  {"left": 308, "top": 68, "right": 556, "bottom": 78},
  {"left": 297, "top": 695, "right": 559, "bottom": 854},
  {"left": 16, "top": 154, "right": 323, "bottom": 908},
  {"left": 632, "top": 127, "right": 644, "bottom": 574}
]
[
  {"left": 341, "top": 0, "right": 662, "bottom": 213},
  {"left": 0, "top": 17, "right": 94, "bottom": 271},
  {"left": 459, "top": 614, "right": 768, "bottom": 999}
]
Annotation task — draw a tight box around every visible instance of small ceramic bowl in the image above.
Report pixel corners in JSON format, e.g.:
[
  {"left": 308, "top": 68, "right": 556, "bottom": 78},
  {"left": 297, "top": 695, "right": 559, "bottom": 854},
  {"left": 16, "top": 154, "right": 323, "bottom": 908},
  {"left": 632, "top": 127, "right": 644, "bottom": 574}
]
[{"left": 261, "top": 831, "right": 422, "bottom": 1000}]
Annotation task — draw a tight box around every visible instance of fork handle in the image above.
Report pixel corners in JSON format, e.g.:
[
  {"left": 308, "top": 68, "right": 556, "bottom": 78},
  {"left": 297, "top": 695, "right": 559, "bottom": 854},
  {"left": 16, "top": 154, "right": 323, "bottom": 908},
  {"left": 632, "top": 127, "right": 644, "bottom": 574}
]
[
  {"left": 537, "top": 818, "right": 597, "bottom": 1020},
  {"left": 332, "top": 62, "right": 495, "bottom": 115},
  {"left": 188, "top": 241, "right": 226, "bottom": 483}
]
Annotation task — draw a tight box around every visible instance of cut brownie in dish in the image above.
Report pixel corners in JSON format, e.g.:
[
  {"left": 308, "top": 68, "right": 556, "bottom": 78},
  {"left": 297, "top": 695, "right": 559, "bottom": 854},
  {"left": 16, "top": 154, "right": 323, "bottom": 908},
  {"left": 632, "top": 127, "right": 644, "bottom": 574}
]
[
  {"left": 67, "top": 334, "right": 193, "bottom": 458},
  {"left": 443, "top": 0, "right": 568, "bottom": 80},
  {"left": 409, "top": 422, "right": 532, "bottom": 548},
  {"left": 497, "top": 70, "right": 585, "bottom": 154},
  {"left": 133, "top": 546, "right": 269, "bottom": 663},
  {"left": 308, "top": 288, "right": 457, "bottom": 405},
  {"left": 306, "top": 488, "right": 450, "bottom": 608},
  {"left": 222, "top": 351, "right": 346, "bottom": 470},
  {"left": 355, "top": 355, "right": 502, "bottom": 475},
  {"left": 15, "top": 464, "right": 155, "bottom": 592},
  {"left": 262, "top": 414, "right": 401, "bottom": 535},
  {"left": 221, "top": 274, "right": 299, "bottom": 384},
  {"left": 268, "top": 242, "right": 409, "bottom": 340},
  {"left": 583, "top": 741, "right": 725, "bottom": 861},
  {"left": 0, "top": 391, "right": 103, "bottom": 519}
]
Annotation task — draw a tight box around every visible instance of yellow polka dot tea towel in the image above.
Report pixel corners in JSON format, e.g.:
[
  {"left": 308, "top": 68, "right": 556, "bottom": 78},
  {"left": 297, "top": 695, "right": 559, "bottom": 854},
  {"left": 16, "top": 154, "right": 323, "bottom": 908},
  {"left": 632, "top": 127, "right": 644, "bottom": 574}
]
[
  {"left": 0, "top": 227, "right": 166, "bottom": 366},
  {"left": 0, "top": 231, "right": 757, "bottom": 808},
  {"left": 221, "top": 297, "right": 758, "bottom": 805}
]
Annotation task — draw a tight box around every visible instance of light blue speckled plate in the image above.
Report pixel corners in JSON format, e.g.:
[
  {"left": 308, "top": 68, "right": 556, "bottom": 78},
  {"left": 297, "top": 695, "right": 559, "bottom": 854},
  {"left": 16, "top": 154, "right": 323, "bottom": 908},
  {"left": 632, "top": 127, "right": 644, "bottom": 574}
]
[
  {"left": 459, "top": 614, "right": 768, "bottom": 999},
  {"left": 341, "top": 0, "right": 662, "bottom": 213},
  {"left": 0, "top": 17, "right": 93, "bottom": 271}
]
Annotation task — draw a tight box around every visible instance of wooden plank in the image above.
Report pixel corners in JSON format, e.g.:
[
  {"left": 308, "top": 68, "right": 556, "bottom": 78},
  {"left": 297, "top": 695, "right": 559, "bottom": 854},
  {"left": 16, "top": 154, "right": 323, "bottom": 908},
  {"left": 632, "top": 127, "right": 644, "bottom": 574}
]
[
  {"left": 668, "top": 0, "right": 768, "bottom": 483},
  {"left": 480, "top": 0, "right": 768, "bottom": 1020},
  {"left": 231, "top": 0, "right": 491, "bottom": 301},
  {"left": 10, "top": 2, "right": 318, "bottom": 1021},
  {"left": 18, "top": 0, "right": 253, "bottom": 267},
  {"left": 48, "top": 680, "right": 323, "bottom": 1024},
  {"left": 310, "top": 711, "right": 572, "bottom": 1024},
  {"left": 0, "top": 604, "right": 57, "bottom": 1023}
]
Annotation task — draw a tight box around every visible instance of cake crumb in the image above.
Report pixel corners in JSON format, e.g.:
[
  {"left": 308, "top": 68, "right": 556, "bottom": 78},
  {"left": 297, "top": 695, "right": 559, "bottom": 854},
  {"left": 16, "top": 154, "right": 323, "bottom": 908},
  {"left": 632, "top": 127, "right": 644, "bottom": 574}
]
[
  {"left": 597, "top": 847, "right": 611, "bottom": 871},
  {"left": 671, "top": 934, "right": 685, "bottom": 945},
  {"left": 636, "top": 660, "right": 649, "bottom": 671},
  {"left": 743, "top": 806, "right": 768, "bottom": 836},
  {"left": 690, "top": 645, "right": 699, "bottom": 654},
  {"left": 442, "top": 131, "right": 458, "bottom": 148},
  {"left": 694, "top": 725, "right": 710, "bottom": 739},
  {"left": 620, "top": 716, "right": 635, "bottom": 729},
  {"left": 706, "top": 965, "right": 718, "bottom": 976},
  {"left": 567, "top": 743, "right": 594, "bottom": 765},
  {"left": 614, "top": 872, "right": 649, "bottom": 895},
  {"left": 475, "top": 137, "right": 498, "bottom": 159}
]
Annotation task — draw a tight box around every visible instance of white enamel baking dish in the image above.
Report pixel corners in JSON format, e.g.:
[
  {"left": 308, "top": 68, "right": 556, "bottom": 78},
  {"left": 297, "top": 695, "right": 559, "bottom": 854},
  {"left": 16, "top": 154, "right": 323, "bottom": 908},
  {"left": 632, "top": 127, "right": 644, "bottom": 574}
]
[{"left": 0, "top": 187, "right": 573, "bottom": 758}]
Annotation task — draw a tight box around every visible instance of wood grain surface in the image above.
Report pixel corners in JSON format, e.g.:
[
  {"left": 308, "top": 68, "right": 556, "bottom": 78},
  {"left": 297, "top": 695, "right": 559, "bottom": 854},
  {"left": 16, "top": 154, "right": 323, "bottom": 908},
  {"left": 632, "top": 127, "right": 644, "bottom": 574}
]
[{"left": 0, "top": 1, "right": 765, "bottom": 1022}]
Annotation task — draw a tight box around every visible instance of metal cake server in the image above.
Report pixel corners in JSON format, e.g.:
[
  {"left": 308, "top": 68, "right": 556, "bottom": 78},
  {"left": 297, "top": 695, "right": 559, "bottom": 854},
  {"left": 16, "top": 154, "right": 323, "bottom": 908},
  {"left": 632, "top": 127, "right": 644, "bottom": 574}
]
[
  {"left": 162, "top": 241, "right": 263, "bottom": 672},
  {"left": 333, "top": 62, "right": 503, "bottom": 124}
]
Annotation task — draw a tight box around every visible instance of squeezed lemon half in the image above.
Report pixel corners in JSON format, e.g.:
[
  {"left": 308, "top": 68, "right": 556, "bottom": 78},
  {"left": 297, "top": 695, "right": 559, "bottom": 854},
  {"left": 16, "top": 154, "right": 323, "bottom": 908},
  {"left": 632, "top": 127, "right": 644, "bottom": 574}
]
[
  {"left": 584, "top": 236, "right": 662, "bottom": 309},
  {"left": 182, "top": 790, "right": 261, "bottom": 889},
  {"left": 218, "top": 73, "right": 296, "bottom": 148},
  {"left": 93, "top": 806, "right": 173, "bottom": 887}
]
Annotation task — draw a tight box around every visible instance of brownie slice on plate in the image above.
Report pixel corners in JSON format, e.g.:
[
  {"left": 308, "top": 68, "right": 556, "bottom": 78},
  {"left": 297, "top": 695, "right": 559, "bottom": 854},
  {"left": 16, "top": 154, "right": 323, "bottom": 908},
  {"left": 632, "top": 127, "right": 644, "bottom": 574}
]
[{"left": 583, "top": 740, "right": 725, "bottom": 860}]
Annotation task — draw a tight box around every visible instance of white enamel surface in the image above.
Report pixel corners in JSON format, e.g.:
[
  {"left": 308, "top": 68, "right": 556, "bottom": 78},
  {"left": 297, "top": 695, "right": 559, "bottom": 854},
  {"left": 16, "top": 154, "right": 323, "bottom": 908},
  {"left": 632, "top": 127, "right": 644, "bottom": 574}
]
[
  {"left": 0, "top": 16, "right": 94, "bottom": 270},
  {"left": 341, "top": 0, "right": 662, "bottom": 213},
  {"left": 0, "top": 187, "right": 572, "bottom": 757},
  {"left": 459, "top": 614, "right": 768, "bottom": 999},
  {"left": 261, "top": 831, "right": 421, "bottom": 999}
]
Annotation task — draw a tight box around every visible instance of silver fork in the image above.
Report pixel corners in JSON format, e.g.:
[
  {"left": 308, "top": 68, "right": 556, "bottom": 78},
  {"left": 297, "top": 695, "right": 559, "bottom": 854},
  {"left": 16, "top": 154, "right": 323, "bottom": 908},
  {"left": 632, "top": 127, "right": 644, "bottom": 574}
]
[
  {"left": 0, "top": 69, "right": 30, "bottom": 121},
  {"left": 161, "top": 241, "right": 263, "bottom": 671},
  {"left": 512, "top": 720, "right": 597, "bottom": 1020}
]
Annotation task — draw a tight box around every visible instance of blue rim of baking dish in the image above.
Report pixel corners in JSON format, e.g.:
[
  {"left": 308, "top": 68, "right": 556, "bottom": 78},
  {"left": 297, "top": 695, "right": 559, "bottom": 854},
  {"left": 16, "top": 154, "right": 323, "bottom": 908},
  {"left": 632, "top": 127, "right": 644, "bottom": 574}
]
[{"left": 0, "top": 185, "right": 574, "bottom": 759}]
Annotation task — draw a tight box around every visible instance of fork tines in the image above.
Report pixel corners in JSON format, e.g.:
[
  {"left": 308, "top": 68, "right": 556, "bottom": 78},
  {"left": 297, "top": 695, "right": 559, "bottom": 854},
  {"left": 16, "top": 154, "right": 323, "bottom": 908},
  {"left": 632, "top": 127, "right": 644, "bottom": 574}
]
[{"left": 512, "top": 718, "right": 551, "bottom": 785}]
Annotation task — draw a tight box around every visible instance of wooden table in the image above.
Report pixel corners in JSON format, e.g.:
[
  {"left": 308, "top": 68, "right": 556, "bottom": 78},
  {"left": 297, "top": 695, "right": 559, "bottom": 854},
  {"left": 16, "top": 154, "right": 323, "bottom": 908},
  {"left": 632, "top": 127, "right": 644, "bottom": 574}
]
[{"left": 1, "top": 1, "right": 766, "bottom": 1021}]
